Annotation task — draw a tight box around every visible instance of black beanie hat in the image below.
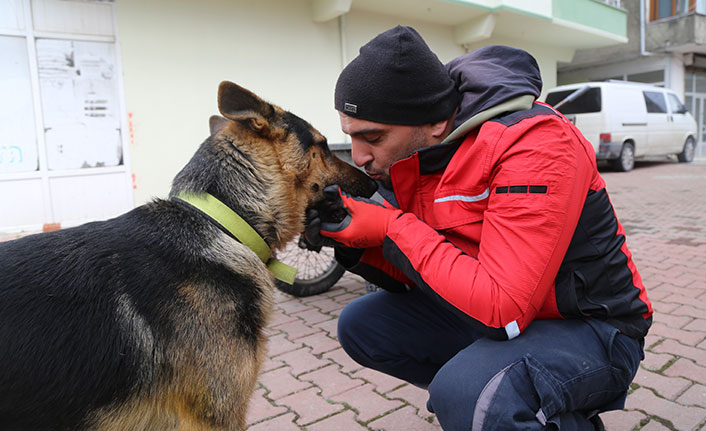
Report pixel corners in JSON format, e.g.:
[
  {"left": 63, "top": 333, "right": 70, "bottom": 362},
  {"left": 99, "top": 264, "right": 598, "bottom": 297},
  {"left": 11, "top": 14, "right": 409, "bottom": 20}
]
[{"left": 335, "top": 26, "right": 459, "bottom": 125}]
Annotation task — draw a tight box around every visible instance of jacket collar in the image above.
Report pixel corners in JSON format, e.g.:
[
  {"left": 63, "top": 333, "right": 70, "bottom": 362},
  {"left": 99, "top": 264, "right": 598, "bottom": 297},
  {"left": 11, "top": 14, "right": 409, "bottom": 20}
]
[{"left": 401, "top": 95, "right": 537, "bottom": 175}]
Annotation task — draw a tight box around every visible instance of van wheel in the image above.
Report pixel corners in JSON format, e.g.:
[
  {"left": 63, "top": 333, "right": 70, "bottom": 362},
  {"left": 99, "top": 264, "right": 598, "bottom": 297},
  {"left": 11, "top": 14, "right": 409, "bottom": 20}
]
[
  {"left": 611, "top": 142, "right": 635, "bottom": 172},
  {"left": 677, "top": 137, "right": 696, "bottom": 163}
]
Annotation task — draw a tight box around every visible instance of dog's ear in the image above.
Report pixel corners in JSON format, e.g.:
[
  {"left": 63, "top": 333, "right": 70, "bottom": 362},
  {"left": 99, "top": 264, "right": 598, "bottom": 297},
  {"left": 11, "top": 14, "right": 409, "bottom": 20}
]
[
  {"left": 218, "top": 81, "right": 274, "bottom": 135},
  {"left": 209, "top": 115, "right": 229, "bottom": 137}
]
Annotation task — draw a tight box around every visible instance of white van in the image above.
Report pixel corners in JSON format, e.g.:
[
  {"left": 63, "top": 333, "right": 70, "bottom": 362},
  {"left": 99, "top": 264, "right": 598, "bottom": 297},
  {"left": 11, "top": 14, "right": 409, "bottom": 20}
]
[{"left": 544, "top": 81, "right": 697, "bottom": 171}]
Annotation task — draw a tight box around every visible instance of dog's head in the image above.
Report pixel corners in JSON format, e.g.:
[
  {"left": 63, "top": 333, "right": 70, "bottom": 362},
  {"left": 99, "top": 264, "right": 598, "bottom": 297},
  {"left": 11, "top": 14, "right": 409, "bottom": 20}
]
[{"left": 210, "top": 81, "right": 377, "bottom": 248}]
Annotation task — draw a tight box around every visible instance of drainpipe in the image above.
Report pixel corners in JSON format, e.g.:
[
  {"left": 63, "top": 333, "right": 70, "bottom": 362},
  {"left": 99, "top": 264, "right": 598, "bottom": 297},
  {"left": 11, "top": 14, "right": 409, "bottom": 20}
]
[
  {"left": 338, "top": 14, "right": 349, "bottom": 145},
  {"left": 339, "top": 14, "right": 347, "bottom": 71},
  {"left": 640, "top": 0, "right": 653, "bottom": 56}
]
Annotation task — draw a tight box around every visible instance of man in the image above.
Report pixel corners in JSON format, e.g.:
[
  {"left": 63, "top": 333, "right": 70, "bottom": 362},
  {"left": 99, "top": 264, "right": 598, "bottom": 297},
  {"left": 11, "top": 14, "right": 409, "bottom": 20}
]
[{"left": 312, "top": 26, "right": 652, "bottom": 431}]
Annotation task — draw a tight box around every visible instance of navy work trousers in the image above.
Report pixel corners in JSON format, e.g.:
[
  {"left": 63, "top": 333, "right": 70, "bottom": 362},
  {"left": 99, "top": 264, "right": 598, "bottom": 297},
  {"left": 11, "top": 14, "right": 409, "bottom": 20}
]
[{"left": 337, "top": 288, "right": 644, "bottom": 431}]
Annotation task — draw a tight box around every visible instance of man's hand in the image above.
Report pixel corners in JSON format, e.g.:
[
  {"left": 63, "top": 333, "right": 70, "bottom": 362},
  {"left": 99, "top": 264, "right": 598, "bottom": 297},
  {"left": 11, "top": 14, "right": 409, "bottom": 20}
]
[
  {"left": 320, "top": 185, "right": 402, "bottom": 249},
  {"left": 302, "top": 208, "right": 339, "bottom": 249}
]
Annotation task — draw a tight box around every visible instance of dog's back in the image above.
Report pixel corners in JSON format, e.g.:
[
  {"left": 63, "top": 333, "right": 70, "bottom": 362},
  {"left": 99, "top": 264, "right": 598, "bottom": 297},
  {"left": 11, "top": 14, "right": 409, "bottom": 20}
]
[{"left": 0, "top": 200, "right": 272, "bottom": 430}]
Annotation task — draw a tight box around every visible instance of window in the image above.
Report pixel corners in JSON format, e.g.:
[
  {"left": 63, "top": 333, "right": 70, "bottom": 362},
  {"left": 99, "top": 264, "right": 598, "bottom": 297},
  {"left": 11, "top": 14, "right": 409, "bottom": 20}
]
[
  {"left": 696, "top": 73, "right": 706, "bottom": 93},
  {"left": 650, "top": 0, "right": 697, "bottom": 20},
  {"left": 643, "top": 91, "right": 668, "bottom": 113},
  {"left": 667, "top": 93, "right": 688, "bottom": 114},
  {"left": 545, "top": 87, "right": 602, "bottom": 115}
]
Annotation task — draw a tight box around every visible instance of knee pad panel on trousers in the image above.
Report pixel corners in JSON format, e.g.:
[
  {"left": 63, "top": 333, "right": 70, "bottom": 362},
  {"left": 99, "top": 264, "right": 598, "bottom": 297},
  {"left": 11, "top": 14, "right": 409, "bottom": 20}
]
[
  {"left": 430, "top": 355, "right": 566, "bottom": 431},
  {"left": 431, "top": 352, "right": 627, "bottom": 431}
]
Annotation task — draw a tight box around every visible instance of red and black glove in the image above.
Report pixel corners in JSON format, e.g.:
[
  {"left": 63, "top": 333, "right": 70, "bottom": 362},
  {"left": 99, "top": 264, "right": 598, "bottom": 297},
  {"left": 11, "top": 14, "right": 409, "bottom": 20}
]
[{"left": 319, "top": 185, "right": 402, "bottom": 249}]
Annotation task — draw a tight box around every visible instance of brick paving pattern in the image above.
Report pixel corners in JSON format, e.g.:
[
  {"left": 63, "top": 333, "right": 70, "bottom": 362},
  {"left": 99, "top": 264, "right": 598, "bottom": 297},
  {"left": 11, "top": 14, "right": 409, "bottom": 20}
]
[
  {"left": 248, "top": 160, "right": 706, "bottom": 431},
  {"left": 1, "top": 159, "right": 704, "bottom": 430}
]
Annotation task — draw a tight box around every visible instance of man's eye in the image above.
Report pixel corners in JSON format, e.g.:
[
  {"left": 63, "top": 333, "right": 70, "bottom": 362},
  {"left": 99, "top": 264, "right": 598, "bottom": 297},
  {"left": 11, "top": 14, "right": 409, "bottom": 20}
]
[{"left": 363, "top": 134, "right": 382, "bottom": 143}]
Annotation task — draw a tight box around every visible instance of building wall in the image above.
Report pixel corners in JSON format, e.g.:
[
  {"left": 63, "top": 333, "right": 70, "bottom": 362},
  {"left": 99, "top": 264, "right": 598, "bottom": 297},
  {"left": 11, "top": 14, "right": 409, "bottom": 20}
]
[
  {"left": 343, "top": 9, "right": 465, "bottom": 66},
  {"left": 116, "top": 0, "right": 337, "bottom": 205},
  {"left": 0, "top": 0, "right": 631, "bottom": 232},
  {"left": 552, "top": 0, "right": 627, "bottom": 37},
  {"left": 561, "top": 0, "right": 642, "bottom": 68},
  {"left": 463, "top": 34, "right": 570, "bottom": 99},
  {"left": 115, "top": 0, "right": 469, "bottom": 205},
  {"left": 115, "top": 0, "right": 612, "bottom": 205},
  {"left": 556, "top": 0, "right": 688, "bottom": 98}
]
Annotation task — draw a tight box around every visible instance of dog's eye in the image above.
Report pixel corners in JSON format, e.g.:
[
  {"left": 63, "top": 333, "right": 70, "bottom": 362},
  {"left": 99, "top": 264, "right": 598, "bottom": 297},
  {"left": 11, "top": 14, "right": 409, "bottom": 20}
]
[{"left": 311, "top": 183, "right": 320, "bottom": 192}]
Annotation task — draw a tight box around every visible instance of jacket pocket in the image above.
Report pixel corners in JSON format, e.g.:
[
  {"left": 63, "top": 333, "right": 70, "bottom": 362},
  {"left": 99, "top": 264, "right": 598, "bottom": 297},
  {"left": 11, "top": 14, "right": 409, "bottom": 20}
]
[{"left": 556, "top": 269, "right": 612, "bottom": 320}]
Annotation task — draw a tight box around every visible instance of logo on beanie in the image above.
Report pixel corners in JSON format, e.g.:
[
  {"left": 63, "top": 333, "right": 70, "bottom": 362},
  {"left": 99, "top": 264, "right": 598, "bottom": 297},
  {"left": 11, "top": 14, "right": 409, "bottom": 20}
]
[{"left": 344, "top": 103, "right": 358, "bottom": 114}]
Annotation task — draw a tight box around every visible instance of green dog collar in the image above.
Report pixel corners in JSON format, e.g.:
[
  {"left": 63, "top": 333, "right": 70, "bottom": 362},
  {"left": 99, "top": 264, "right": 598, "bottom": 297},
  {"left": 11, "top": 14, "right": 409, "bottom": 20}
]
[{"left": 174, "top": 192, "right": 297, "bottom": 285}]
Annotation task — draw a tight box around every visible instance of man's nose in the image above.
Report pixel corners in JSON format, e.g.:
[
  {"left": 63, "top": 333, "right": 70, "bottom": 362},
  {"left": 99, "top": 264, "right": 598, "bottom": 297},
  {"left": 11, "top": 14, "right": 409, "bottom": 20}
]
[{"left": 350, "top": 140, "right": 373, "bottom": 168}]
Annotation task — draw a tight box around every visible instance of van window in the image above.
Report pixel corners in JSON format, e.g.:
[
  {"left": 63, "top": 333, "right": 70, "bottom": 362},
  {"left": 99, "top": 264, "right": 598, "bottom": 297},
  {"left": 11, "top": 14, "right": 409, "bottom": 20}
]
[
  {"left": 545, "top": 87, "right": 601, "bottom": 114},
  {"left": 667, "top": 93, "right": 688, "bottom": 114},
  {"left": 643, "top": 91, "right": 667, "bottom": 113}
]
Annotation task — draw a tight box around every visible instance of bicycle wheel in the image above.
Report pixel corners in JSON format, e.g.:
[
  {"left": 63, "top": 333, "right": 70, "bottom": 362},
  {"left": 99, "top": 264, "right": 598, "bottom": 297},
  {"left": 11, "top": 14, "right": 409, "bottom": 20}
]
[{"left": 274, "top": 236, "right": 345, "bottom": 297}]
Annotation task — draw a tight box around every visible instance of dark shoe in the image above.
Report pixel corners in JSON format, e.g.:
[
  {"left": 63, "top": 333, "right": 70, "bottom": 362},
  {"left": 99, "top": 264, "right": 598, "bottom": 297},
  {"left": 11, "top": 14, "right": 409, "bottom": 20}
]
[{"left": 589, "top": 414, "right": 605, "bottom": 431}]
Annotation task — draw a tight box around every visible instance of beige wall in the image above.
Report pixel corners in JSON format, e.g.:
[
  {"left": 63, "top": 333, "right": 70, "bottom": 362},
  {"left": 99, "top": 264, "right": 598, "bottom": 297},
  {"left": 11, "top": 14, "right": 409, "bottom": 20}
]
[
  {"left": 116, "top": 0, "right": 341, "bottom": 205},
  {"left": 116, "top": 0, "right": 466, "bottom": 205},
  {"left": 463, "top": 34, "right": 574, "bottom": 100},
  {"left": 343, "top": 9, "right": 465, "bottom": 65},
  {"left": 115, "top": 0, "right": 562, "bottom": 205}
]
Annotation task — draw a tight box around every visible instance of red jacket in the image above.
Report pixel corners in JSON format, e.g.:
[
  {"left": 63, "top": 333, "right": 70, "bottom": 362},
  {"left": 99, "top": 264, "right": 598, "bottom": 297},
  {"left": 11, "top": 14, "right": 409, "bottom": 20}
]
[{"left": 348, "top": 102, "right": 652, "bottom": 340}]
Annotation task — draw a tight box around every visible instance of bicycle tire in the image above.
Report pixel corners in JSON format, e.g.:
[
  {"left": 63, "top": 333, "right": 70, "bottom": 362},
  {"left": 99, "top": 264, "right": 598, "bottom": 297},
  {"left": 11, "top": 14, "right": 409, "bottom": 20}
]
[{"left": 274, "top": 238, "right": 345, "bottom": 297}]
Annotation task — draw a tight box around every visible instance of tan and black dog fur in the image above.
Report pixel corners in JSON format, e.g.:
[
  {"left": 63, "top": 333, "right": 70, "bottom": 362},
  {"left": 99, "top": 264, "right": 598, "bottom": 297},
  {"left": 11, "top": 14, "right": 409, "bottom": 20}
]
[{"left": 0, "top": 81, "right": 376, "bottom": 431}]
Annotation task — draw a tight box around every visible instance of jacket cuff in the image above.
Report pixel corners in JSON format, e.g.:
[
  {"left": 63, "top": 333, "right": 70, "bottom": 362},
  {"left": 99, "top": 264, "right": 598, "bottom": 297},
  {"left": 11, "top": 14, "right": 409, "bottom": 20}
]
[{"left": 334, "top": 246, "right": 365, "bottom": 269}]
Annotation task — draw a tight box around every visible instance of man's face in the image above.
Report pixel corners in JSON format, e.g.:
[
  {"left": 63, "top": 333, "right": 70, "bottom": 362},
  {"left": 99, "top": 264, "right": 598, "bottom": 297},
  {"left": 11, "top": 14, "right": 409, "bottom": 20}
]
[{"left": 339, "top": 113, "right": 432, "bottom": 189}]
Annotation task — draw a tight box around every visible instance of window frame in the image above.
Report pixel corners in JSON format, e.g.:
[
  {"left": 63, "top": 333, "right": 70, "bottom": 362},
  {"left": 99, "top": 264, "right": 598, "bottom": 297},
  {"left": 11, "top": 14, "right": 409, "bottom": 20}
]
[
  {"left": 667, "top": 92, "right": 688, "bottom": 114},
  {"left": 643, "top": 90, "right": 668, "bottom": 113},
  {"left": 650, "top": 0, "right": 697, "bottom": 21}
]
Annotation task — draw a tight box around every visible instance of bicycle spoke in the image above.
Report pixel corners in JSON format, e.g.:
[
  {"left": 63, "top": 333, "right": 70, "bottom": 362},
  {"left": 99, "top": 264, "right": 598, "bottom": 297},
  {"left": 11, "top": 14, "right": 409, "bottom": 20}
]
[{"left": 276, "top": 239, "right": 336, "bottom": 281}]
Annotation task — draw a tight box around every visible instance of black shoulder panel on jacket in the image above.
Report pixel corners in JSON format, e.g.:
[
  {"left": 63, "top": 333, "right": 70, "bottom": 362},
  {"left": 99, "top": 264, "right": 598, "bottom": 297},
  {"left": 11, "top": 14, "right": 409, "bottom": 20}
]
[{"left": 490, "top": 103, "right": 561, "bottom": 128}]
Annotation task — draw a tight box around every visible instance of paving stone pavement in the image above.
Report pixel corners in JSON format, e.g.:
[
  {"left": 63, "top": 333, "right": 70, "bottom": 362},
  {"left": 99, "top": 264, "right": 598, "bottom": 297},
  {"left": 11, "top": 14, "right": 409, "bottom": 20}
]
[
  {"left": 248, "top": 159, "right": 706, "bottom": 431},
  {"left": 0, "top": 159, "right": 704, "bottom": 430}
]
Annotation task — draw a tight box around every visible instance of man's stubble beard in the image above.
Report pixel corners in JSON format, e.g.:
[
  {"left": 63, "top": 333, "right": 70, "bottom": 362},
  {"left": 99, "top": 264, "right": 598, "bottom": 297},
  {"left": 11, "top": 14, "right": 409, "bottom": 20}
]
[{"left": 377, "top": 126, "right": 430, "bottom": 190}]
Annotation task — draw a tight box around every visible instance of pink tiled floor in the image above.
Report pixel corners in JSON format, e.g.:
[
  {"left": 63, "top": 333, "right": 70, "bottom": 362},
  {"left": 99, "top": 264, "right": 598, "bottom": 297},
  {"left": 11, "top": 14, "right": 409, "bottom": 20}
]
[
  {"left": 2, "top": 160, "right": 705, "bottom": 430},
  {"left": 249, "top": 160, "right": 706, "bottom": 431}
]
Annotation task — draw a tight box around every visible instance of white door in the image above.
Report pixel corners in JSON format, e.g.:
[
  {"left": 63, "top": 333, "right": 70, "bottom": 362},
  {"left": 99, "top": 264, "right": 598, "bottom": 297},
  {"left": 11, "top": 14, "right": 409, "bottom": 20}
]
[
  {"left": 0, "top": 0, "right": 132, "bottom": 233},
  {"left": 666, "top": 92, "right": 694, "bottom": 155},
  {"left": 642, "top": 90, "right": 671, "bottom": 156}
]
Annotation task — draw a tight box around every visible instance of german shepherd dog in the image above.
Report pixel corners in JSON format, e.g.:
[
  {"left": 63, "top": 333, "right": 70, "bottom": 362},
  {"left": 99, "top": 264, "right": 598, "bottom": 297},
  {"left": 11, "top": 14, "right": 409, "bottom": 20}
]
[{"left": 0, "top": 82, "right": 376, "bottom": 431}]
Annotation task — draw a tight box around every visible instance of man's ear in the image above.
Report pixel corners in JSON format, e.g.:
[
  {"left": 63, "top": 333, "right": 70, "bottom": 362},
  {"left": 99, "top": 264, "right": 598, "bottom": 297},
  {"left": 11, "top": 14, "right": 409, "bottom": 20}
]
[
  {"left": 429, "top": 118, "right": 452, "bottom": 139},
  {"left": 208, "top": 115, "right": 229, "bottom": 137},
  {"left": 217, "top": 81, "right": 275, "bottom": 135}
]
